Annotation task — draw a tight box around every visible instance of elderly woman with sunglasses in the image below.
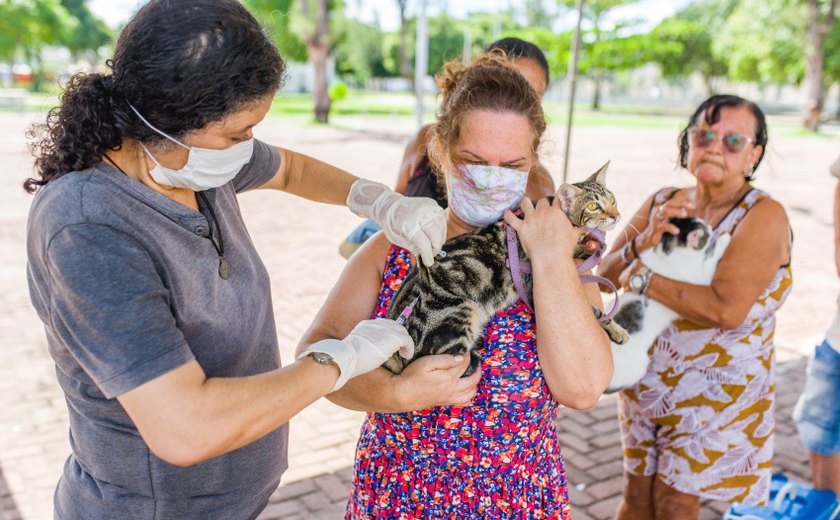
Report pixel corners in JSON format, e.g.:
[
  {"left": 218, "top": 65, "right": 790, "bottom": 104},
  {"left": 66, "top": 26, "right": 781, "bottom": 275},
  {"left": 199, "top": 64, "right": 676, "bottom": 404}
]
[{"left": 597, "top": 94, "right": 792, "bottom": 519}]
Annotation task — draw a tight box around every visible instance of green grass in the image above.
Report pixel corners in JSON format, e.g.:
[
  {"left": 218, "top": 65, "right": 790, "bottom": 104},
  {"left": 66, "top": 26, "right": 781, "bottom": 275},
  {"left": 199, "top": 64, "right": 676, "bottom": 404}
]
[
  {"left": 272, "top": 91, "right": 691, "bottom": 129},
  {"left": 270, "top": 91, "right": 422, "bottom": 117},
  {"left": 774, "top": 124, "right": 840, "bottom": 139},
  {"left": 545, "top": 111, "right": 685, "bottom": 129},
  {"left": 9, "top": 89, "right": 839, "bottom": 138},
  {"left": 18, "top": 93, "right": 59, "bottom": 113}
]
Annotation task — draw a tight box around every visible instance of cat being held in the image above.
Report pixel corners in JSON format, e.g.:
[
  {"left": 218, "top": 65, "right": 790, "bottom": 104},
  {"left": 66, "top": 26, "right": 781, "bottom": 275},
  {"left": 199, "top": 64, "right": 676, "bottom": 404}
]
[
  {"left": 383, "top": 162, "right": 629, "bottom": 377},
  {"left": 605, "top": 218, "right": 731, "bottom": 393}
]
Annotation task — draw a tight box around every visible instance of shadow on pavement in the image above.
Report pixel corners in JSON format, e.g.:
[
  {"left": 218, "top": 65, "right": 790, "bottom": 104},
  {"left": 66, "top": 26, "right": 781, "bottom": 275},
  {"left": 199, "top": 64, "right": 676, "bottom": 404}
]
[{"left": 0, "top": 466, "right": 22, "bottom": 520}]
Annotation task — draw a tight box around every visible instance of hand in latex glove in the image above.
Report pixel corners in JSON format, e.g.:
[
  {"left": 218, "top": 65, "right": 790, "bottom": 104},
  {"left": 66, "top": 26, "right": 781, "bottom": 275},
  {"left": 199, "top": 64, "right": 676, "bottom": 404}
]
[
  {"left": 297, "top": 318, "right": 415, "bottom": 391},
  {"left": 347, "top": 179, "right": 446, "bottom": 266}
]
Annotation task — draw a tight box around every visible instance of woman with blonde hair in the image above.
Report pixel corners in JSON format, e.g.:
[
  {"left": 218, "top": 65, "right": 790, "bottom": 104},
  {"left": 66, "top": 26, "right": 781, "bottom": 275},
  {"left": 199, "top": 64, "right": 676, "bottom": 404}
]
[{"left": 299, "top": 51, "right": 612, "bottom": 518}]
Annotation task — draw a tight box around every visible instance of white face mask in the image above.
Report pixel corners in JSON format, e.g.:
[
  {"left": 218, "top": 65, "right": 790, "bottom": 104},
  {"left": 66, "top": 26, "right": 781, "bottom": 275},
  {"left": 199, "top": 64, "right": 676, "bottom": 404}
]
[
  {"left": 129, "top": 104, "right": 253, "bottom": 191},
  {"left": 447, "top": 164, "right": 529, "bottom": 227}
]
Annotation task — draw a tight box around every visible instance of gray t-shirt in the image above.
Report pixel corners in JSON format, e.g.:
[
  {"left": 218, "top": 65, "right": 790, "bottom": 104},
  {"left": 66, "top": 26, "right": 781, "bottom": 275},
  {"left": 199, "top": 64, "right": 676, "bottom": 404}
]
[{"left": 26, "top": 140, "right": 287, "bottom": 519}]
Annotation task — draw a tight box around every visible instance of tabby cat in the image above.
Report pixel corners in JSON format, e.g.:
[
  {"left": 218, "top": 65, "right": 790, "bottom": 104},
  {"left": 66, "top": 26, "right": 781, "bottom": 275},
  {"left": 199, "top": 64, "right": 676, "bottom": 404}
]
[
  {"left": 383, "top": 162, "right": 629, "bottom": 376},
  {"left": 605, "top": 218, "right": 731, "bottom": 392}
]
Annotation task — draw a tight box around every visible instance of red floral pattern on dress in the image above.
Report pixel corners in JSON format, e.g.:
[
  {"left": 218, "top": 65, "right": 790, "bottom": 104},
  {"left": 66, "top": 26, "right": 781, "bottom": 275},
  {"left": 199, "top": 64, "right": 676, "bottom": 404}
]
[{"left": 346, "top": 245, "right": 571, "bottom": 519}]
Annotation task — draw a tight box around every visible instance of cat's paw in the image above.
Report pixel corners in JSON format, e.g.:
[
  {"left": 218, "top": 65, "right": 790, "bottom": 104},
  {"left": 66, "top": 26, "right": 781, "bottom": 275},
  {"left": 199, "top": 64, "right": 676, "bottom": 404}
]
[
  {"left": 607, "top": 323, "right": 630, "bottom": 345},
  {"left": 603, "top": 384, "right": 623, "bottom": 394},
  {"left": 381, "top": 354, "right": 407, "bottom": 374},
  {"left": 461, "top": 350, "right": 482, "bottom": 378}
]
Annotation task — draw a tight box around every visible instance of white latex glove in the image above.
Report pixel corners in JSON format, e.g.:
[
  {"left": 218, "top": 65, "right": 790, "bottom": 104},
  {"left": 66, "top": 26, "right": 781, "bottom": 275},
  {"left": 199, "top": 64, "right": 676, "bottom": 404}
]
[
  {"left": 347, "top": 179, "right": 446, "bottom": 266},
  {"left": 297, "top": 318, "right": 415, "bottom": 391}
]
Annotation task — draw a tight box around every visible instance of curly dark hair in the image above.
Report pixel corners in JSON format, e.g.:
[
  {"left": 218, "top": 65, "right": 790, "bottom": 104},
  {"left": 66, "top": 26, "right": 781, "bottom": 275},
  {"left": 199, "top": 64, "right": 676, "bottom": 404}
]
[
  {"left": 25, "top": 0, "right": 286, "bottom": 193},
  {"left": 677, "top": 94, "right": 768, "bottom": 182}
]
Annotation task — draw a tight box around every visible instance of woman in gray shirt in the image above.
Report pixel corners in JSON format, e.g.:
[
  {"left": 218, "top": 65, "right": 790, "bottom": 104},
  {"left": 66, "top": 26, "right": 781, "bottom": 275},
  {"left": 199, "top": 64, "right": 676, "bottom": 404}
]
[{"left": 24, "top": 1, "right": 446, "bottom": 518}]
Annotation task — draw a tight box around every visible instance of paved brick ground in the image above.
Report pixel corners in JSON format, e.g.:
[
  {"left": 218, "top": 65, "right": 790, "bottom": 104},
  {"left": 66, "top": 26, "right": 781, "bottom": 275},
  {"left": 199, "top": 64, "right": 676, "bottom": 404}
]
[{"left": 0, "top": 110, "right": 837, "bottom": 520}]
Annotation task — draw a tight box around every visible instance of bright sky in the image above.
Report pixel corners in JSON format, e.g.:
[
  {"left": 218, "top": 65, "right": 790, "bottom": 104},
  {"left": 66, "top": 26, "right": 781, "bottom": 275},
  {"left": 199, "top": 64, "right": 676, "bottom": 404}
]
[{"left": 89, "top": 0, "right": 692, "bottom": 32}]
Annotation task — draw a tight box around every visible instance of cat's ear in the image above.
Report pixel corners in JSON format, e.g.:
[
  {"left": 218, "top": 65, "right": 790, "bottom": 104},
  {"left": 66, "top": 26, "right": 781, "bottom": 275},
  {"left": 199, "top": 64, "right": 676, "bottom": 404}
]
[
  {"left": 555, "top": 183, "right": 582, "bottom": 211},
  {"left": 586, "top": 161, "right": 610, "bottom": 186}
]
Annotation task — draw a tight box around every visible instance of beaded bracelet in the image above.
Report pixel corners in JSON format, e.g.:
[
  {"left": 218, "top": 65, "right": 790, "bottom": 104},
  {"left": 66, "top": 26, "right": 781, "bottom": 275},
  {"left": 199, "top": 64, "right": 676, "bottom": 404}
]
[
  {"left": 629, "top": 236, "right": 640, "bottom": 259},
  {"left": 621, "top": 237, "right": 640, "bottom": 264}
]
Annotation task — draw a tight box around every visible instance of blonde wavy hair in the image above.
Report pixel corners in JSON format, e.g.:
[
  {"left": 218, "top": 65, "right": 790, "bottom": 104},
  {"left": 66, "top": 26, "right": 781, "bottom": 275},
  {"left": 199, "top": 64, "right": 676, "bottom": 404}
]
[{"left": 427, "top": 50, "right": 546, "bottom": 186}]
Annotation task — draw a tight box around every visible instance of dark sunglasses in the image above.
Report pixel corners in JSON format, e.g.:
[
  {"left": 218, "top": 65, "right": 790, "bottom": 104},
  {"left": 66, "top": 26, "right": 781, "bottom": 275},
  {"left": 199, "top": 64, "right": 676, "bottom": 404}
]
[{"left": 689, "top": 128, "right": 755, "bottom": 153}]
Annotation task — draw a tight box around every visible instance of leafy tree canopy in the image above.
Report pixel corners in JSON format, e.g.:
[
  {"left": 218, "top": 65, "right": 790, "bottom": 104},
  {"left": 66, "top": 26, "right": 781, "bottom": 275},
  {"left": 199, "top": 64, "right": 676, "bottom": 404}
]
[
  {"left": 0, "top": 0, "right": 75, "bottom": 61},
  {"left": 715, "top": 0, "right": 807, "bottom": 85}
]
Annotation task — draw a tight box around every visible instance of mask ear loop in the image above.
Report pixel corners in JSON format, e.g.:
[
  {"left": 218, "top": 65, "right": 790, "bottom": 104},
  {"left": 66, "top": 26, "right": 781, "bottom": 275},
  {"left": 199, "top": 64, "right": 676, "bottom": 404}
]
[
  {"left": 138, "top": 142, "right": 165, "bottom": 168},
  {"left": 127, "top": 103, "right": 191, "bottom": 150}
]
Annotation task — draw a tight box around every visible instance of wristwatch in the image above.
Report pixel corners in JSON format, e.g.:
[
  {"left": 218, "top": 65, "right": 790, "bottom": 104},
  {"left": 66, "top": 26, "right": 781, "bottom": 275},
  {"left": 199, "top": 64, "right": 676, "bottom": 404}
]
[
  {"left": 307, "top": 351, "right": 336, "bottom": 366},
  {"left": 629, "top": 266, "right": 652, "bottom": 296}
]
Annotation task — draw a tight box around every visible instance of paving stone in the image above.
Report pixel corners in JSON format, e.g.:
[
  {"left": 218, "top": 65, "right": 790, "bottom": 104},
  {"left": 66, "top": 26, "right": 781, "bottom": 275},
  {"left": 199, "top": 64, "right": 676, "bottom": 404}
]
[
  {"left": 584, "top": 459, "right": 624, "bottom": 481},
  {"left": 557, "top": 430, "right": 593, "bottom": 453},
  {"left": 257, "top": 499, "right": 304, "bottom": 520},
  {"left": 313, "top": 473, "right": 351, "bottom": 503},
  {"left": 588, "top": 445, "right": 625, "bottom": 464},
  {"left": 590, "top": 430, "right": 622, "bottom": 449},
  {"left": 311, "top": 502, "right": 348, "bottom": 519},
  {"left": 565, "top": 453, "right": 599, "bottom": 471},
  {"left": 582, "top": 477, "right": 625, "bottom": 501},
  {"left": 569, "top": 508, "right": 595, "bottom": 520},
  {"left": 567, "top": 483, "right": 597, "bottom": 507},
  {"left": 584, "top": 494, "right": 623, "bottom": 519},
  {"left": 558, "top": 416, "right": 597, "bottom": 439}
]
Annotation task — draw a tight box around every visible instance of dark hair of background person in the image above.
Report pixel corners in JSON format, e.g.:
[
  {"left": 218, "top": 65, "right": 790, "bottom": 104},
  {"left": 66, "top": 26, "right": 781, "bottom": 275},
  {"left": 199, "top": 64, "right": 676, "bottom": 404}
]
[
  {"left": 25, "top": 0, "right": 286, "bottom": 193},
  {"left": 678, "top": 94, "right": 768, "bottom": 182},
  {"left": 486, "top": 37, "right": 550, "bottom": 87},
  {"left": 427, "top": 51, "right": 546, "bottom": 183}
]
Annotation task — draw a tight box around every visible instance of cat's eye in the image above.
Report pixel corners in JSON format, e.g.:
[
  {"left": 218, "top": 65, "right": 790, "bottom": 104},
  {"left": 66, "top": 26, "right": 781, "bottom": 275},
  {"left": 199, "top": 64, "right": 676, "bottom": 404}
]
[
  {"left": 610, "top": 196, "right": 616, "bottom": 205},
  {"left": 586, "top": 202, "right": 600, "bottom": 211}
]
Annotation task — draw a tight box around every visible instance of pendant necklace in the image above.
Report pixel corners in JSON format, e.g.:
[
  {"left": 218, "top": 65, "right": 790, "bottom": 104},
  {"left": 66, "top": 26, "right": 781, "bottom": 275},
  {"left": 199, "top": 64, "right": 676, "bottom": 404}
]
[{"left": 197, "top": 191, "right": 230, "bottom": 280}]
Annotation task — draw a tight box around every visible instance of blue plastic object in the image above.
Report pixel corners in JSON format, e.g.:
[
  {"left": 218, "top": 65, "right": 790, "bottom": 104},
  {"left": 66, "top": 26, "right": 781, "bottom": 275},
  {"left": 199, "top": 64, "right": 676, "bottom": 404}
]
[
  {"left": 723, "top": 473, "right": 840, "bottom": 520},
  {"left": 345, "top": 219, "right": 382, "bottom": 244},
  {"left": 338, "top": 219, "right": 383, "bottom": 259}
]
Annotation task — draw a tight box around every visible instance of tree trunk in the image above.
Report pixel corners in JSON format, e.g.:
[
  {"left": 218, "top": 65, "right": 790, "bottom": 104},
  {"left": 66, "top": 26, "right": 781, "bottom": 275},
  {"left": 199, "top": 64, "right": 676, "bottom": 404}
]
[
  {"left": 803, "top": 0, "right": 838, "bottom": 131},
  {"left": 591, "top": 21, "right": 602, "bottom": 111},
  {"left": 836, "top": 85, "right": 840, "bottom": 118},
  {"left": 702, "top": 70, "right": 715, "bottom": 97},
  {"left": 303, "top": 0, "right": 331, "bottom": 124},
  {"left": 705, "top": 77, "right": 715, "bottom": 97},
  {"left": 397, "top": 0, "right": 412, "bottom": 83},
  {"left": 804, "top": 6, "right": 826, "bottom": 131},
  {"left": 592, "top": 70, "right": 602, "bottom": 110},
  {"left": 310, "top": 45, "right": 331, "bottom": 123}
]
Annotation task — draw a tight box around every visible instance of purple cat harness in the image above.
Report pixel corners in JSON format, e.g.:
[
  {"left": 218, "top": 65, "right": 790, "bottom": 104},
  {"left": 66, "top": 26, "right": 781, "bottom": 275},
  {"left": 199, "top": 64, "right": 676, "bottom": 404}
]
[{"left": 505, "top": 224, "right": 619, "bottom": 321}]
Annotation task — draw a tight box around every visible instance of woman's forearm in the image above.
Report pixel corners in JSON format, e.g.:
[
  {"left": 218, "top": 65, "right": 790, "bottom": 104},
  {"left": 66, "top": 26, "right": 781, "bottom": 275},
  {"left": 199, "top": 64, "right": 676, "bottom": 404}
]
[
  {"left": 327, "top": 368, "right": 406, "bottom": 413},
  {"left": 598, "top": 242, "right": 635, "bottom": 286},
  {"left": 532, "top": 254, "right": 613, "bottom": 409},
  {"left": 645, "top": 275, "right": 750, "bottom": 329},
  {"left": 118, "top": 358, "right": 338, "bottom": 467},
  {"left": 266, "top": 147, "right": 358, "bottom": 204}
]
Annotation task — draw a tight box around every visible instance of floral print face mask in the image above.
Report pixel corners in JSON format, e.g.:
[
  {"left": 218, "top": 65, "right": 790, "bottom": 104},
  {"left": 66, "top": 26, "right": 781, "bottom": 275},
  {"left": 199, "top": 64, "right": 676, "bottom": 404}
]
[{"left": 448, "top": 164, "right": 529, "bottom": 227}]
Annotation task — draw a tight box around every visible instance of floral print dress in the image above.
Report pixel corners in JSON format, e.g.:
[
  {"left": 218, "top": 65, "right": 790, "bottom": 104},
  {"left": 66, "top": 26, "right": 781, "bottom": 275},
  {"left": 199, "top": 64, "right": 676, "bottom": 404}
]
[{"left": 346, "top": 245, "right": 571, "bottom": 519}]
